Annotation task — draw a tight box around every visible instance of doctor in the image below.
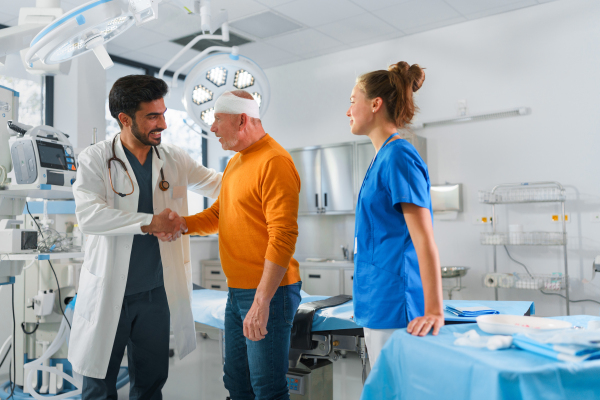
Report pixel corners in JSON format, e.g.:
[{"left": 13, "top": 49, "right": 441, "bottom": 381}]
[{"left": 69, "top": 75, "right": 222, "bottom": 399}]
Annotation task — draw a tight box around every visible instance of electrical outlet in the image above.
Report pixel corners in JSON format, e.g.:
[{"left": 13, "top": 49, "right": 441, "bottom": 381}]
[
  {"left": 592, "top": 214, "right": 600, "bottom": 223},
  {"left": 475, "top": 216, "right": 493, "bottom": 224},
  {"left": 551, "top": 214, "right": 570, "bottom": 223}
]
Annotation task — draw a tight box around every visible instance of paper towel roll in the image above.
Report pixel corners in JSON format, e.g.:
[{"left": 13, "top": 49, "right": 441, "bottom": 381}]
[{"left": 484, "top": 273, "right": 498, "bottom": 288}]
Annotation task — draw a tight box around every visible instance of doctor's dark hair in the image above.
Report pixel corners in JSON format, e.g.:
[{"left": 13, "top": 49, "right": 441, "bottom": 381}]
[
  {"left": 109, "top": 75, "right": 169, "bottom": 128},
  {"left": 357, "top": 61, "right": 425, "bottom": 128}
]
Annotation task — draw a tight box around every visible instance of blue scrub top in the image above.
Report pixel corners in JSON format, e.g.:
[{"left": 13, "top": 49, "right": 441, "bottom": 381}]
[{"left": 354, "top": 137, "right": 432, "bottom": 329}]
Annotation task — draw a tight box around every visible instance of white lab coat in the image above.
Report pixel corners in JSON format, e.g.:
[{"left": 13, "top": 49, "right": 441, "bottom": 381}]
[{"left": 68, "top": 135, "right": 222, "bottom": 379}]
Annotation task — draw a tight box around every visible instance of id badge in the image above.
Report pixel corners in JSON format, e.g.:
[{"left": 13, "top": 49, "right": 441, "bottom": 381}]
[{"left": 354, "top": 237, "right": 358, "bottom": 255}]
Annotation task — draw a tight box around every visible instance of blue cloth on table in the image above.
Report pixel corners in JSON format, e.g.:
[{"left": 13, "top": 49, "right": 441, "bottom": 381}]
[
  {"left": 444, "top": 300, "right": 534, "bottom": 322},
  {"left": 191, "top": 289, "right": 535, "bottom": 332},
  {"left": 191, "top": 289, "right": 358, "bottom": 332},
  {"left": 512, "top": 319, "right": 600, "bottom": 362},
  {"left": 445, "top": 304, "right": 499, "bottom": 317},
  {"left": 360, "top": 315, "right": 600, "bottom": 400}
]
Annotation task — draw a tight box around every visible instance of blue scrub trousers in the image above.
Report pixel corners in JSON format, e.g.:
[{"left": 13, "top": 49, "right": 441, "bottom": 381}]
[
  {"left": 223, "top": 282, "right": 302, "bottom": 400},
  {"left": 82, "top": 285, "right": 170, "bottom": 400}
]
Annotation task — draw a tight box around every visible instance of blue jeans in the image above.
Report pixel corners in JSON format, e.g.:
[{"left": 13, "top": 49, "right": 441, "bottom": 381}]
[{"left": 223, "top": 282, "right": 302, "bottom": 400}]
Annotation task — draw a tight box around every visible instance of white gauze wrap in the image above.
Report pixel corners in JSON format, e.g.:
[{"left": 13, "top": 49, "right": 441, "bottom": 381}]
[{"left": 214, "top": 91, "right": 260, "bottom": 119}]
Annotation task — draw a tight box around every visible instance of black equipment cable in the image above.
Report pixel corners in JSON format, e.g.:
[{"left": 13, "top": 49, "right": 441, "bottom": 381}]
[
  {"left": 21, "top": 321, "right": 40, "bottom": 335},
  {"left": 48, "top": 260, "right": 71, "bottom": 330},
  {"left": 503, "top": 245, "right": 600, "bottom": 305},
  {"left": 25, "top": 201, "right": 72, "bottom": 330},
  {"left": 0, "top": 344, "right": 10, "bottom": 369},
  {"left": 25, "top": 201, "right": 44, "bottom": 239},
  {"left": 9, "top": 285, "right": 15, "bottom": 399}
]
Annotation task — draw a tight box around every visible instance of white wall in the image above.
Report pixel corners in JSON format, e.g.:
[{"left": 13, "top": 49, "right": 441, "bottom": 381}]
[{"left": 261, "top": 0, "right": 600, "bottom": 317}]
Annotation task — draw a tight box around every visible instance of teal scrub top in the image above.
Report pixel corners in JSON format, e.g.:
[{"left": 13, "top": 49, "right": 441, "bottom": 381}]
[{"left": 353, "top": 135, "right": 432, "bottom": 329}]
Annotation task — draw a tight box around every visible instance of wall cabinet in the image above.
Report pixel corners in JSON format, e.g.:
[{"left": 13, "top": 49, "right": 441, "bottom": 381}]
[
  {"left": 290, "top": 143, "right": 354, "bottom": 215},
  {"left": 290, "top": 135, "right": 426, "bottom": 215}
]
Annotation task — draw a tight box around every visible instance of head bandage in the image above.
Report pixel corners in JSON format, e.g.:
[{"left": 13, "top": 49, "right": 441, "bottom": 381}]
[{"left": 214, "top": 91, "right": 260, "bottom": 119}]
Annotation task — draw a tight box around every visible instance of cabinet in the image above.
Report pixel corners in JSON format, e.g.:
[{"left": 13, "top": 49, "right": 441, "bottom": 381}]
[
  {"left": 299, "top": 262, "right": 353, "bottom": 296},
  {"left": 201, "top": 259, "right": 227, "bottom": 291},
  {"left": 290, "top": 143, "right": 354, "bottom": 215},
  {"left": 343, "top": 269, "right": 354, "bottom": 296}
]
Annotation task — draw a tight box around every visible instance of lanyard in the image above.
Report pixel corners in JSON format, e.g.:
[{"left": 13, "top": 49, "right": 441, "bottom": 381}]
[{"left": 358, "top": 133, "right": 399, "bottom": 199}]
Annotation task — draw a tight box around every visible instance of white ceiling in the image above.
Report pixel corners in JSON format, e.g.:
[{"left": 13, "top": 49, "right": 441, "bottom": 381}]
[{"left": 1, "top": 0, "right": 558, "bottom": 72}]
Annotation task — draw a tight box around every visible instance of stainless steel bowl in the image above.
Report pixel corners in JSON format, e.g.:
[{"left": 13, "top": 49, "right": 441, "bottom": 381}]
[{"left": 441, "top": 266, "right": 470, "bottom": 278}]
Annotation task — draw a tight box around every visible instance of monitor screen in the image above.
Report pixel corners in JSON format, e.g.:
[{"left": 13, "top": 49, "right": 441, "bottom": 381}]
[{"left": 37, "top": 140, "right": 68, "bottom": 170}]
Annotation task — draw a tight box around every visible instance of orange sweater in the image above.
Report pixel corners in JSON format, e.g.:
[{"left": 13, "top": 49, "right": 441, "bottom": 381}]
[{"left": 184, "top": 134, "right": 301, "bottom": 289}]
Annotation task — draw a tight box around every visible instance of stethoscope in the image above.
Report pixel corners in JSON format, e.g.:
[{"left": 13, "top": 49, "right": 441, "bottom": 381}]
[{"left": 108, "top": 135, "right": 170, "bottom": 198}]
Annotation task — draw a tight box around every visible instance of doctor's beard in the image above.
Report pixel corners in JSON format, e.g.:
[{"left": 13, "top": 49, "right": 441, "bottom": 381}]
[{"left": 131, "top": 117, "right": 162, "bottom": 146}]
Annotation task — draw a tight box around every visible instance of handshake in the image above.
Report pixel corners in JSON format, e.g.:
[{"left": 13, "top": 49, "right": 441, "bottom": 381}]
[{"left": 141, "top": 208, "right": 188, "bottom": 242}]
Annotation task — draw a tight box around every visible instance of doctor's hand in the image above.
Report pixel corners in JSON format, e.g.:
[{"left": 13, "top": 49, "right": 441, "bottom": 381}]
[
  {"left": 142, "top": 208, "right": 186, "bottom": 242},
  {"left": 406, "top": 313, "right": 444, "bottom": 337},
  {"left": 243, "top": 299, "right": 269, "bottom": 341},
  {"left": 153, "top": 210, "right": 188, "bottom": 242}
]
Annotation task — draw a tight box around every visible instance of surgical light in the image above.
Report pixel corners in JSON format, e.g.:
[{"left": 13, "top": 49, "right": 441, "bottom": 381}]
[
  {"left": 182, "top": 53, "right": 270, "bottom": 132},
  {"left": 234, "top": 70, "right": 255, "bottom": 89},
  {"left": 251, "top": 92, "right": 262, "bottom": 108},
  {"left": 207, "top": 67, "right": 228, "bottom": 87},
  {"left": 25, "top": 0, "right": 138, "bottom": 70},
  {"left": 201, "top": 108, "right": 216, "bottom": 126},
  {"left": 192, "top": 85, "right": 213, "bottom": 105}
]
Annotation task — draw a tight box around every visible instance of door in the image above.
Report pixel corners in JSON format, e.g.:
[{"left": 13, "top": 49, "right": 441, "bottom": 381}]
[
  {"left": 290, "top": 148, "right": 321, "bottom": 214},
  {"left": 321, "top": 144, "right": 354, "bottom": 213}
]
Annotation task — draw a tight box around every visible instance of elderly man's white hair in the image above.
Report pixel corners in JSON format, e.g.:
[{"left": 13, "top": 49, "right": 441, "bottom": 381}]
[{"left": 214, "top": 90, "right": 260, "bottom": 119}]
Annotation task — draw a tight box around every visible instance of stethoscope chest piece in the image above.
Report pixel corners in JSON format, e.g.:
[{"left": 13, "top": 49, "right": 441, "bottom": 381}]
[{"left": 159, "top": 180, "right": 170, "bottom": 191}]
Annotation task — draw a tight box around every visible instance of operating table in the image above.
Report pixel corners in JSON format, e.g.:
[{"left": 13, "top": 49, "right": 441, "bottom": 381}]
[{"left": 191, "top": 288, "right": 534, "bottom": 398}]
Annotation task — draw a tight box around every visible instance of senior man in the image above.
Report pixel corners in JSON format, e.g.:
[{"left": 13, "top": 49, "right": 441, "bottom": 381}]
[
  {"left": 160, "top": 90, "right": 302, "bottom": 399},
  {"left": 70, "top": 75, "right": 221, "bottom": 400}
]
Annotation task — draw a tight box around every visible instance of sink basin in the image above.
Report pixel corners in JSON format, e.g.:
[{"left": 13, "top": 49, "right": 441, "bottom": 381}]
[
  {"left": 441, "top": 266, "right": 469, "bottom": 278},
  {"left": 305, "top": 258, "right": 351, "bottom": 263}
]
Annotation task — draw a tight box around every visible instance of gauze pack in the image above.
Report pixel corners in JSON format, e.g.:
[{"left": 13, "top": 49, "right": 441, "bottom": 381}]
[{"left": 214, "top": 91, "right": 260, "bottom": 119}]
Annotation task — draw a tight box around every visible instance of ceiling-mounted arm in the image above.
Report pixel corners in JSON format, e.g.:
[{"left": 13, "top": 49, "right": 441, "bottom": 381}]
[
  {"left": 158, "top": 1, "right": 229, "bottom": 83},
  {"left": 158, "top": 29, "right": 227, "bottom": 81},
  {"left": 171, "top": 45, "right": 238, "bottom": 88}
]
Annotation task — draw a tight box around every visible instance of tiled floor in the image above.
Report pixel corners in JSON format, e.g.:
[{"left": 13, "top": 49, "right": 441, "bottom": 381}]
[{"left": 117, "top": 329, "right": 365, "bottom": 400}]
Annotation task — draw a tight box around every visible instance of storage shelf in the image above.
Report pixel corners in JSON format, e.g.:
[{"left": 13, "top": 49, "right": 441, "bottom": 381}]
[
  {"left": 0, "top": 184, "right": 74, "bottom": 200},
  {"left": 480, "top": 232, "right": 565, "bottom": 246},
  {"left": 483, "top": 273, "right": 565, "bottom": 291},
  {"left": 3, "top": 252, "right": 84, "bottom": 261},
  {"left": 479, "top": 188, "right": 565, "bottom": 204}
]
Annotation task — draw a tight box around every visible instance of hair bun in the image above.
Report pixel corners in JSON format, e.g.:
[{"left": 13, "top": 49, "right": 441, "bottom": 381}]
[{"left": 388, "top": 62, "right": 425, "bottom": 92}]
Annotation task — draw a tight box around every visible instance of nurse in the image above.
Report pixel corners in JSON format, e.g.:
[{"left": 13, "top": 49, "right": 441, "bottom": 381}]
[{"left": 347, "top": 61, "right": 444, "bottom": 367}]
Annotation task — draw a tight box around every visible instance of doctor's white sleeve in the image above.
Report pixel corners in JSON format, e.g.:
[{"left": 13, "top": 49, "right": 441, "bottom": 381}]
[
  {"left": 182, "top": 151, "right": 222, "bottom": 199},
  {"left": 73, "top": 149, "right": 153, "bottom": 236}
]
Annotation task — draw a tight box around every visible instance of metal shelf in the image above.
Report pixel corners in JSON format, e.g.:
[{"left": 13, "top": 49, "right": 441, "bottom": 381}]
[
  {"left": 480, "top": 232, "right": 566, "bottom": 246},
  {"left": 480, "top": 181, "right": 570, "bottom": 314},
  {"left": 0, "top": 184, "right": 75, "bottom": 200},
  {"left": 479, "top": 185, "right": 565, "bottom": 204},
  {"left": 483, "top": 273, "right": 565, "bottom": 291},
  {"left": 3, "top": 252, "right": 84, "bottom": 261}
]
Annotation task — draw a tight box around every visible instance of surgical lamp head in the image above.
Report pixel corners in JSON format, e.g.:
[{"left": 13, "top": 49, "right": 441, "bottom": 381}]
[{"left": 182, "top": 52, "right": 270, "bottom": 132}]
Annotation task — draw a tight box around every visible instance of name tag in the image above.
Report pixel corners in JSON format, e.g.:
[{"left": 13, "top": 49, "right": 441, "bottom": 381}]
[
  {"left": 171, "top": 186, "right": 186, "bottom": 199},
  {"left": 354, "top": 237, "right": 358, "bottom": 255}
]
